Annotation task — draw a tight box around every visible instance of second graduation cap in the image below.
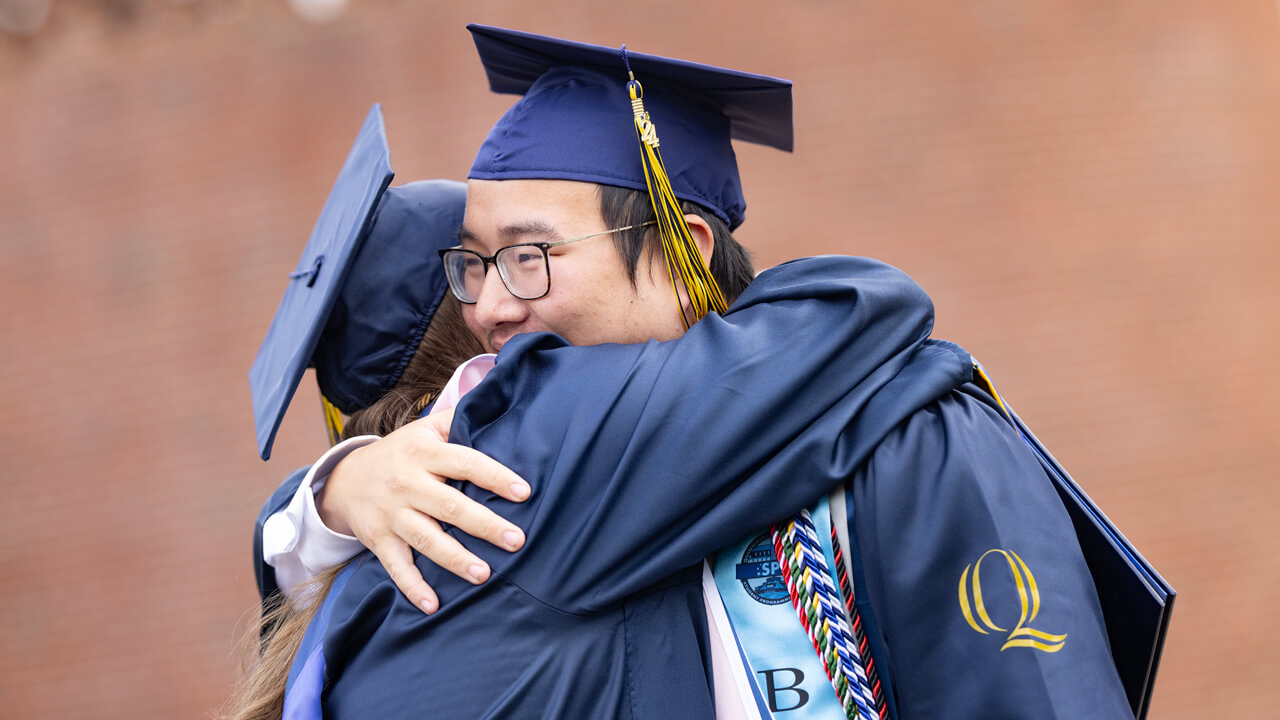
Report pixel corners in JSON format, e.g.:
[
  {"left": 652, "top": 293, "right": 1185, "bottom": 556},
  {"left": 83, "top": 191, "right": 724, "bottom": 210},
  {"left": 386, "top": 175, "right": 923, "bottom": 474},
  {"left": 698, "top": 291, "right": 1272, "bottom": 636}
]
[{"left": 249, "top": 103, "right": 467, "bottom": 460}]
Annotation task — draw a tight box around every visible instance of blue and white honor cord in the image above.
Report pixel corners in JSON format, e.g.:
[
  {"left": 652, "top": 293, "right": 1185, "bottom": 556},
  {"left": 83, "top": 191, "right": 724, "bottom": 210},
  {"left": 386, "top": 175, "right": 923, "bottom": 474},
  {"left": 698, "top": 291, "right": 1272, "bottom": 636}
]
[{"left": 772, "top": 509, "right": 881, "bottom": 720}]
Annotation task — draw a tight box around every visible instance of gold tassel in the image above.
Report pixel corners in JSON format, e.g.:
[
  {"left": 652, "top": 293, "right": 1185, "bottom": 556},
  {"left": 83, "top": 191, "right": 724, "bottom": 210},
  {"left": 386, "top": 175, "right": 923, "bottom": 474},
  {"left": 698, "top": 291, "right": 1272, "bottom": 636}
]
[
  {"left": 627, "top": 75, "right": 728, "bottom": 328},
  {"left": 320, "top": 391, "right": 345, "bottom": 446},
  {"left": 411, "top": 391, "right": 437, "bottom": 416}
]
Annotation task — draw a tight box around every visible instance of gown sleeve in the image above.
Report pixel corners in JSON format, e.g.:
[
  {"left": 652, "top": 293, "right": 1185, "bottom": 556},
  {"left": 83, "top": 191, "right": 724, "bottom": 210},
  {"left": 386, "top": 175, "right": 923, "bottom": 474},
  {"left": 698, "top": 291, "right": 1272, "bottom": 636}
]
[
  {"left": 845, "top": 385, "right": 1132, "bottom": 718},
  {"left": 253, "top": 465, "right": 309, "bottom": 604},
  {"left": 448, "top": 256, "right": 969, "bottom": 613},
  {"left": 254, "top": 437, "right": 378, "bottom": 603}
]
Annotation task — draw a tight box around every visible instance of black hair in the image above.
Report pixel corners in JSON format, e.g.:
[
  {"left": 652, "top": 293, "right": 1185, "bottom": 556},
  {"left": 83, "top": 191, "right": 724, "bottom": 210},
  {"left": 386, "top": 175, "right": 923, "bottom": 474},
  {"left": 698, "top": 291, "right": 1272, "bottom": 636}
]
[{"left": 596, "top": 185, "right": 755, "bottom": 305}]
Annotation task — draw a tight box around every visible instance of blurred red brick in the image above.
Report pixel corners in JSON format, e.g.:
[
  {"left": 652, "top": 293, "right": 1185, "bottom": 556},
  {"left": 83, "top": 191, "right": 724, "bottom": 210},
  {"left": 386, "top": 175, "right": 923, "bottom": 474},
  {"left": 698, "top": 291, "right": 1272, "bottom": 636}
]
[{"left": 1, "top": 1, "right": 1275, "bottom": 718}]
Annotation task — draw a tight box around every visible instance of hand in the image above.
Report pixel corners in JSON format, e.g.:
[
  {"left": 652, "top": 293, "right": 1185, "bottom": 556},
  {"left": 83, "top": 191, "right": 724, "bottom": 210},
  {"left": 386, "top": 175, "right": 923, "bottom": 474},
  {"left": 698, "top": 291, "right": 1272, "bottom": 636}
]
[{"left": 317, "top": 408, "right": 530, "bottom": 614}]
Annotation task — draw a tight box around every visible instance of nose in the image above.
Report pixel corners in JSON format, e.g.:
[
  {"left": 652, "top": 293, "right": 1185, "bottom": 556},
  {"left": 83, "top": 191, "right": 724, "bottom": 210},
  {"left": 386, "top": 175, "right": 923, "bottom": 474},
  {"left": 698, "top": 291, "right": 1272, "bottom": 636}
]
[{"left": 471, "top": 263, "right": 528, "bottom": 336}]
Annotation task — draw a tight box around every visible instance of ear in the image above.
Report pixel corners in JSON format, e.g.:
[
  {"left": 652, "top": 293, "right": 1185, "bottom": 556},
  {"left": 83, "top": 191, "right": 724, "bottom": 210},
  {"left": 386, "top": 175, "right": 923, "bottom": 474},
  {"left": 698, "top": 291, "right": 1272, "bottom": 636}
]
[
  {"left": 683, "top": 213, "right": 715, "bottom": 271},
  {"left": 667, "top": 214, "right": 717, "bottom": 317}
]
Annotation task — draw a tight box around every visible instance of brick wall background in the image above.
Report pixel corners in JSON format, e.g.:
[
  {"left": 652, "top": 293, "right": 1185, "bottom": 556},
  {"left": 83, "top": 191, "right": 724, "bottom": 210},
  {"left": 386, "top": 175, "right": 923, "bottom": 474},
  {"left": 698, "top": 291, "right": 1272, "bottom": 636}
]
[{"left": 1, "top": 1, "right": 1275, "bottom": 717}]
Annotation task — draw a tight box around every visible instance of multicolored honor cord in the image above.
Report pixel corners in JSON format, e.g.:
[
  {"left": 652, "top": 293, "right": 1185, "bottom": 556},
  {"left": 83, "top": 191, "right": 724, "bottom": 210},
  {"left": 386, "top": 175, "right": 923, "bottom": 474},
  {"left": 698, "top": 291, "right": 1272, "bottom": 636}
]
[
  {"left": 771, "top": 508, "right": 882, "bottom": 720},
  {"left": 830, "top": 519, "right": 887, "bottom": 719}
]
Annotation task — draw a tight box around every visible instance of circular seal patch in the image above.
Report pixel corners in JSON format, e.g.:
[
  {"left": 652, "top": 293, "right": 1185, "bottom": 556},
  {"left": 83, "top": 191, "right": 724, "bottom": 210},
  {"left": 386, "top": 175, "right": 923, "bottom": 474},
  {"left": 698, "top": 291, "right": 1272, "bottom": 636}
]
[{"left": 735, "top": 532, "right": 789, "bottom": 605}]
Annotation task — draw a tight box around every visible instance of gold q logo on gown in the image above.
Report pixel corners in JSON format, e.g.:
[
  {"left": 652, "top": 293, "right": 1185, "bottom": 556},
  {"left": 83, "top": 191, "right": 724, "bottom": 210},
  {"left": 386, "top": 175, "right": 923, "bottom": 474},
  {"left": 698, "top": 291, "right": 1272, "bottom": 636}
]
[{"left": 958, "top": 549, "right": 1068, "bottom": 653}]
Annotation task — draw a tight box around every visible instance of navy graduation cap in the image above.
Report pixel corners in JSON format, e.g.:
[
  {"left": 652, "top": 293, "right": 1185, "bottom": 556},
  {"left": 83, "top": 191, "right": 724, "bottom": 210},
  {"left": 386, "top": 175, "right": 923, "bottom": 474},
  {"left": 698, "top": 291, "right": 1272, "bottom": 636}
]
[
  {"left": 467, "top": 24, "right": 792, "bottom": 326},
  {"left": 467, "top": 23, "right": 793, "bottom": 231},
  {"left": 249, "top": 103, "right": 467, "bottom": 460},
  {"left": 468, "top": 24, "right": 788, "bottom": 229}
]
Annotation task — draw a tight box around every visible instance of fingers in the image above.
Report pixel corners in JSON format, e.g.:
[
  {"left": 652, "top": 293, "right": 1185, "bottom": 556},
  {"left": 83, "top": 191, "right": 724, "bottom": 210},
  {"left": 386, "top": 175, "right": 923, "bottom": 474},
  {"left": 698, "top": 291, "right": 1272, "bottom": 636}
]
[
  {"left": 372, "top": 539, "right": 441, "bottom": 615},
  {"left": 346, "top": 413, "right": 531, "bottom": 616},
  {"left": 416, "top": 480, "right": 526, "bottom": 554},
  {"left": 417, "top": 439, "right": 532, "bottom": 504},
  {"left": 373, "top": 446, "right": 526, "bottom": 553},
  {"left": 406, "top": 413, "right": 532, "bottom": 503},
  {"left": 389, "top": 506, "right": 494, "bottom": 587},
  {"left": 449, "top": 444, "right": 533, "bottom": 503}
]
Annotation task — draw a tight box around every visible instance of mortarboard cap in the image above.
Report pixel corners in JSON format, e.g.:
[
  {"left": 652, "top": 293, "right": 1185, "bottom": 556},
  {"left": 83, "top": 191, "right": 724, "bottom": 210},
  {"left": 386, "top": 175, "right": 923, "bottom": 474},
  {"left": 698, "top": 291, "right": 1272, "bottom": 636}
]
[
  {"left": 467, "top": 23, "right": 793, "bottom": 230},
  {"left": 309, "top": 179, "right": 466, "bottom": 418},
  {"left": 249, "top": 103, "right": 467, "bottom": 460}
]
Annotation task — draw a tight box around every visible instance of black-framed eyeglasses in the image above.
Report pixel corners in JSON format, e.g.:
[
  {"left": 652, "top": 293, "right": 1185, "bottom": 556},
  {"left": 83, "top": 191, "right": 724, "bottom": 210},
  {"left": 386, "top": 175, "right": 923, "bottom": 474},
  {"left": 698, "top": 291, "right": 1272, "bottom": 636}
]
[{"left": 438, "top": 221, "right": 656, "bottom": 304}]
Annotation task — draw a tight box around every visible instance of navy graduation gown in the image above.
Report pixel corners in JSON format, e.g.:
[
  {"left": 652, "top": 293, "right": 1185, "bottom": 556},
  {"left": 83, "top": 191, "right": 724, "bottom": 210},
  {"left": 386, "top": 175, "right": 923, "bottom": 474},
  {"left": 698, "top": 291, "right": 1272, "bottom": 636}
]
[
  {"left": 843, "top": 384, "right": 1132, "bottom": 718},
  {"left": 257, "top": 256, "right": 1130, "bottom": 718},
  {"left": 318, "top": 256, "right": 960, "bottom": 719}
]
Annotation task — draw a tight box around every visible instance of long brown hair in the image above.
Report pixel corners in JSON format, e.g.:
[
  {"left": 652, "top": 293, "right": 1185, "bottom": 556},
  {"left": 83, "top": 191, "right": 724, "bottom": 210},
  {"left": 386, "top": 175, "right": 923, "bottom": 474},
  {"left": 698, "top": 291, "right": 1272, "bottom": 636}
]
[
  {"left": 218, "top": 568, "right": 342, "bottom": 720},
  {"left": 343, "top": 293, "right": 486, "bottom": 438},
  {"left": 218, "top": 292, "right": 484, "bottom": 720}
]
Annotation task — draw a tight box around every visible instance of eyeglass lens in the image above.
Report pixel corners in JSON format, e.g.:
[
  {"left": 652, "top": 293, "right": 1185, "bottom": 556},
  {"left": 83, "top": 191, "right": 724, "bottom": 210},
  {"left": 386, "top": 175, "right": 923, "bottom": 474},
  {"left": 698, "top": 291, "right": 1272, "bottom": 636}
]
[{"left": 444, "top": 245, "right": 550, "bottom": 302}]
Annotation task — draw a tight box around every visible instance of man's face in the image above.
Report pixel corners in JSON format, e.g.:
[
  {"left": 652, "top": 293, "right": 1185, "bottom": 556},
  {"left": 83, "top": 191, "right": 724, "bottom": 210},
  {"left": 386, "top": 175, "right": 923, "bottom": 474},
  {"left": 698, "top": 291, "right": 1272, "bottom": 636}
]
[{"left": 459, "top": 179, "right": 687, "bottom": 352}]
